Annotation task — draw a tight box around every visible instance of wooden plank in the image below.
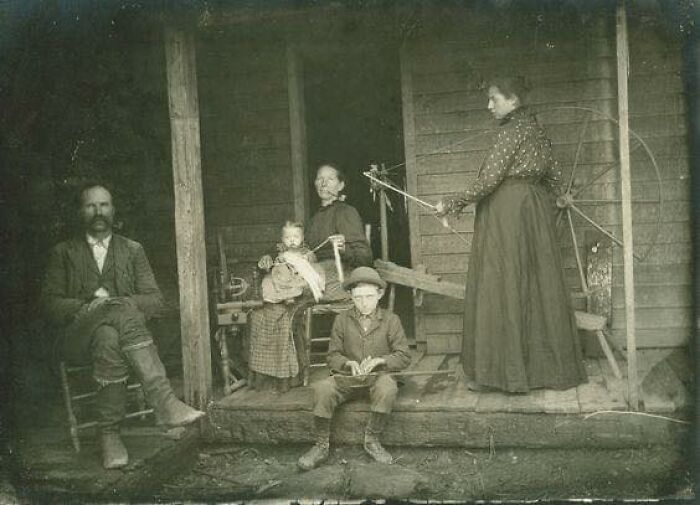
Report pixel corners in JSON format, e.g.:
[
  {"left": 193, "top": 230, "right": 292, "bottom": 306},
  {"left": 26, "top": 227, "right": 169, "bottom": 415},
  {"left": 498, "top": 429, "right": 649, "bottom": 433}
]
[
  {"left": 374, "top": 260, "right": 465, "bottom": 300},
  {"left": 474, "top": 391, "right": 508, "bottom": 413},
  {"left": 611, "top": 285, "right": 692, "bottom": 309},
  {"left": 426, "top": 333, "right": 461, "bottom": 355},
  {"left": 543, "top": 387, "right": 580, "bottom": 414},
  {"left": 422, "top": 254, "right": 469, "bottom": 276},
  {"left": 425, "top": 314, "right": 462, "bottom": 332},
  {"left": 165, "top": 26, "right": 212, "bottom": 408},
  {"left": 577, "top": 360, "right": 623, "bottom": 412},
  {"left": 609, "top": 328, "right": 689, "bottom": 349},
  {"left": 414, "top": 80, "right": 615, "bottom": 116},
  {"left": 610, "top": 307, "right": 692, "bottom": 329},
  {"left": 420, "top": 214, "right": 475, "bottom": 235},
  {"left": 599, "top": 356, "right": 629, "bottom": 409},
  {"left": 420, "top": 234, "right": 473, "bottom": 255},
  {"left": 400, "top": 44, "right": 426, "bottom": 353},
  {"left": 217, "top": 224, "right": 282, "bottom": 245},
  {"left": 287, "top": 44, "right": 308, "bottom": 223},
  {"left": 396, "top": 354, "right": 447, "bottom": 408}
]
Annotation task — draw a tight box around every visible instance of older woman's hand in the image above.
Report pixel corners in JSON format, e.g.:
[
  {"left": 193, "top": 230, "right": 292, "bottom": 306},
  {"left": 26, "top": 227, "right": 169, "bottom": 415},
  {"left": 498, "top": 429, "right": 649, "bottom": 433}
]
[
  {"left": 257, "top": 255, "right": 274, "bottom": 271},
  {"left": 329, "top": 234, "right": 346, "bottom": 252}
]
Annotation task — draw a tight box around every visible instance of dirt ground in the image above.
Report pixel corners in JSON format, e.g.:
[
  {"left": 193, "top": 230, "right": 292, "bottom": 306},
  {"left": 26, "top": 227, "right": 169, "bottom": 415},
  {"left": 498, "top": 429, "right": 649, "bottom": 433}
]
[{"left": 156, "top": 441, "right": 694, "bottom": 502}]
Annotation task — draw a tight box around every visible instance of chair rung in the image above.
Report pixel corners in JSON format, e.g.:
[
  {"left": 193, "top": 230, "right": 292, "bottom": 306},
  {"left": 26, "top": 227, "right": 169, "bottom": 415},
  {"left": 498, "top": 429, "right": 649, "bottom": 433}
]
[
  {"left": 72, "top": 382, "right": 144, "bottom": 401},
  {"left": 75, "top": 409, "right": 153, "bottom": 432},
  {"left": 310, "top": 363, "right": 326, "bottom": 368},
  {"left": 311, "top": 337, "right": 330, "bottom": 343}
]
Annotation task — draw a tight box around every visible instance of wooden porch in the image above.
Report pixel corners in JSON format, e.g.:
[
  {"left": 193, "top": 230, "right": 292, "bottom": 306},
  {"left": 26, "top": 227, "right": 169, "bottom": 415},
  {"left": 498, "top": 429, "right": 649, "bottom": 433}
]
[{"left": 208, "top": 349, "right": 692, "bottom": 448}]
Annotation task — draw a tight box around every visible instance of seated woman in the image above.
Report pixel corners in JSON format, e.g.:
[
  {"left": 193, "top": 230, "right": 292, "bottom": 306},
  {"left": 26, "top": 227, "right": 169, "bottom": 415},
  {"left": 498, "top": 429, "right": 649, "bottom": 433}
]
[{"left": 248, "top": 163, "right": 373, "bottom": 391}]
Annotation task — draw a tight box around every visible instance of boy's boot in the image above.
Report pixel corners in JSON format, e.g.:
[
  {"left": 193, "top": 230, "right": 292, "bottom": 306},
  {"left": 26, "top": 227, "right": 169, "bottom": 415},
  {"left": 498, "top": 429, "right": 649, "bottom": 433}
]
[
  {"left": 96, "top": 382, "right": 129, "bottom": 469},
  {"left": 364, "top": 412, "right": 392, "bottom": 464},
  {"left": 124, "top": 344, "right": 205, "bottom": 427},
  {"left": 298, "top": 416, "right": 331, "bottom": 471}
]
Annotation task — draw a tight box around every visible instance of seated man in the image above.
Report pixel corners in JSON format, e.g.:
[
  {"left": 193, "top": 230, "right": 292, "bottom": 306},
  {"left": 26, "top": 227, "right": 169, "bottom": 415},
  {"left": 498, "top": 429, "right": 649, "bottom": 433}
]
[
  {"left": 41, "top": 184, "right": 205, "bottom": 469},
  {"left": 298, "top": 267, "right": 410, "bottom": 471}
]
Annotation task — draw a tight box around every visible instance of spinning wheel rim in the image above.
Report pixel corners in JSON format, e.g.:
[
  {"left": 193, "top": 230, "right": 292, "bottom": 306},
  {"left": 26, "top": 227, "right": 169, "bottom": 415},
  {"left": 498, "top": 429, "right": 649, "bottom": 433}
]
[{"left": 536, "top": 105, "right": 664, "bottom": 295}]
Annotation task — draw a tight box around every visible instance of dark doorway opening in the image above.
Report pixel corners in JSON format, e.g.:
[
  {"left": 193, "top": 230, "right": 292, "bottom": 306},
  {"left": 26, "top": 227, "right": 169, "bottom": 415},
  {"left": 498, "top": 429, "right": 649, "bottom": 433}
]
[{"left": 304, "top": 44, "right": 415, "bottom": 339}]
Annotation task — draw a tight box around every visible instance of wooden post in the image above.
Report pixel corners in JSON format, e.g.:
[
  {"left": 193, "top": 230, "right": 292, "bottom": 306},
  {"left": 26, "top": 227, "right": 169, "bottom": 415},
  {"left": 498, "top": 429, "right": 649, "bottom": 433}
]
[
  {"left": 616, "top": 0, "right": 639, "bottom": 410},
  {"left": 287, "top": 45, "right": 308, "bottom": 223},
  {"left": 379, "top": 188, "right": 390, "bottom": 261},
  {"left": 379, "top": 185, "right": 396, "bottom": 311},
  {"left": 400, "top": 43, "right": 424, "bottom": 348},
  {"left": 164, "top": 26, "right": 212, "bottom": 409}
]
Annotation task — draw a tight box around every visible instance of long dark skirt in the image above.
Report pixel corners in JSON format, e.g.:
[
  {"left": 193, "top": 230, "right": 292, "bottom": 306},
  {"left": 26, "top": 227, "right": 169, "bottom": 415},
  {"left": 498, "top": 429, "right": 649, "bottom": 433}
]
[{"left": 461, "top": 178, "right": 587, "bottom": 392}]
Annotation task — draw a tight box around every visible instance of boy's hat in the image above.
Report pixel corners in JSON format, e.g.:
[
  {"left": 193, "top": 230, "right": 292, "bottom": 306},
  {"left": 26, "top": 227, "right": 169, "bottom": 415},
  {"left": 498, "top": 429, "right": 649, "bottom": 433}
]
[{"left": 342, "top": 266, "right": 387, "bottom": 291}]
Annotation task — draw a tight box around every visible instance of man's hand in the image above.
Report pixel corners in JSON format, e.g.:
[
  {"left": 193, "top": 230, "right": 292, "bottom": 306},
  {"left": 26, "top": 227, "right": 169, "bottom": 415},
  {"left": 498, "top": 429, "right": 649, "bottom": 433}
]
[
  {"left": 258, "top": 255, "right": 274, "bottom": 270},
  {"left": 345, "top": 360, "right": 361, "bottom": 376},
  {"left": 87, "top": 296, "right": 110, "bottom": 312},
  {"left": 359, "top": 356, "right": 386, "bottom": 375},
  {"left": 94, "top": 287, "right": 110, "bottom": 298}
]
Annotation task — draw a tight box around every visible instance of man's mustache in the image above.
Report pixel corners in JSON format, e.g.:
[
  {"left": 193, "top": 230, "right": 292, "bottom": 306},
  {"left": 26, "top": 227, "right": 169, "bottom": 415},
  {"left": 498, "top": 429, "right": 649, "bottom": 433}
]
[{"left": 90, "top": 216, "right": 111, "bottom": 225}]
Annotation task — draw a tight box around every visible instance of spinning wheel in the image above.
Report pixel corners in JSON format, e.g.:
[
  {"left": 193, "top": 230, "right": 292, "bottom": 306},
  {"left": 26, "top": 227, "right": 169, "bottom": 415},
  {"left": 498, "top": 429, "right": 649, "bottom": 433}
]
[{"left": 536, "top": 106, "right": 664, "bottom": 296}]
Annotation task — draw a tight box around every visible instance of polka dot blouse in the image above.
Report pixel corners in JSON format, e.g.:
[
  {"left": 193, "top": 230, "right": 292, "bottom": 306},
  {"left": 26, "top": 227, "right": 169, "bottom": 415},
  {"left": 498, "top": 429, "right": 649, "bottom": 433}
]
[{"left": 442, "top": 107, "right": 563, "bottom": 214}]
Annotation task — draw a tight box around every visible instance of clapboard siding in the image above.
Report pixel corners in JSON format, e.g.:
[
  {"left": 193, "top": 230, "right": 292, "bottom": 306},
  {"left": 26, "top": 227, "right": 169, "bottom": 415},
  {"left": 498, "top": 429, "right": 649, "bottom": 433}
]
[
  {"left": 403, "top": 13, "right": 692, "bottom": 353},
  {"left": 197, "top": 36, "right": 293, "bottom": 277},
  {"left": 607, "top": 21, "right": 692, "bottom": 348}
]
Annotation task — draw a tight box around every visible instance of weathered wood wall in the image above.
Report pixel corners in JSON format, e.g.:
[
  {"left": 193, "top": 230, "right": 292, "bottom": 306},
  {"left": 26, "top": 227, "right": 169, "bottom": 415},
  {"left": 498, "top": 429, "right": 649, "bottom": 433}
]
[
  {"left": 197, "top": 35, "right": 294, "bottom": 281},
  {"left": 401, "top": 9, "right": 692, "bottom": 353},
  {"left": 612, "top": 14, "right": 692, "bottom": 348}
]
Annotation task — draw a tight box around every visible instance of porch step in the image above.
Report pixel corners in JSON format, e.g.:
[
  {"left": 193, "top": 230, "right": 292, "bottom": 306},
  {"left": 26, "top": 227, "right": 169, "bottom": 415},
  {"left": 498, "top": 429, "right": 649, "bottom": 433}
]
[{"left": 208, "top": 352, "right": 690, "bottom": 449}]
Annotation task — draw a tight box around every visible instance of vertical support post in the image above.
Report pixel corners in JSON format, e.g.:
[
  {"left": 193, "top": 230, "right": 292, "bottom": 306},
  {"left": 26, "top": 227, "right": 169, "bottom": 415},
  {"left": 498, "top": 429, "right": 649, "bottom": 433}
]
[
  {"left": 164, "top": 26, "right": 212, "bottom": 409},
  {"left": 287, "top": 44, "right": 308, "bottom": 223},
  {"left": 379, "top": 184, "right": 396, "bottom": 311},
  {"left": 380, "top": 189, "right": 390, "bottom": 261},
  {"left": 400, "top": 43, "right": 424, "bottom": 347},
  {"left": 616, "top": 0, "right": 639, "bottom": 410}
]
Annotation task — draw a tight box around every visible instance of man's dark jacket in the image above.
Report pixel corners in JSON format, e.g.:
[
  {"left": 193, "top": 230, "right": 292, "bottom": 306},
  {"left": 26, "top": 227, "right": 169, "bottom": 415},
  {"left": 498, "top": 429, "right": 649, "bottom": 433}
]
[{"left": 41, "top": 234, "right": 164, "bottom": 328}]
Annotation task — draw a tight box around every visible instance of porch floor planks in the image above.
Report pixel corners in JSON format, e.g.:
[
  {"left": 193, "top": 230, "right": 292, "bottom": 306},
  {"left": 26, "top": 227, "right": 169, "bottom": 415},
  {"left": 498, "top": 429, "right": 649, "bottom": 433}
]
[
  {"left": 418, "top": 354, "right": 466, "bottom": 411},
  {"left": 216, "top": 355, "right": 687, "bottom": 416},
  {"left": 396, "top": 353, "right": 449, "bottom": 410},
  {"left": 577, "top": 360, "right": 615, "bottom": 412},
  {"left": 599, "top": 357, "right": 630, "bottom": 411}
]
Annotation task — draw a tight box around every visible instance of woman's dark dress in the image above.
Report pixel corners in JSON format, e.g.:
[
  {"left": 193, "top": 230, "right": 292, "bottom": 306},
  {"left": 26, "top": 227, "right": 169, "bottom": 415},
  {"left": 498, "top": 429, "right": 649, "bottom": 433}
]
[{"left": 444, "top": 108, "right": 587, "bottom": 392}]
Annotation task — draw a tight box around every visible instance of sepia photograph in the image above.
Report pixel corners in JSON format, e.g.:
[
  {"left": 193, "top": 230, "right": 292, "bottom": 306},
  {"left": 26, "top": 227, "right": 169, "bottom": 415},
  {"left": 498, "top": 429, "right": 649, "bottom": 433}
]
[{"left": 0, "top": 0, "right": 697, "bottom": 502}]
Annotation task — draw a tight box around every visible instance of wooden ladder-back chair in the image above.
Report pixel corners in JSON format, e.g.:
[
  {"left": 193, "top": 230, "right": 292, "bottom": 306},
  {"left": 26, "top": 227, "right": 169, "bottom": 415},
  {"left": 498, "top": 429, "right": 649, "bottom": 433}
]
[
  {"left": 300, "top": 224, "right": 383, "bottom": 386},
  {"left": 59, "top": 362, "right": 152, "bottom": 452}
]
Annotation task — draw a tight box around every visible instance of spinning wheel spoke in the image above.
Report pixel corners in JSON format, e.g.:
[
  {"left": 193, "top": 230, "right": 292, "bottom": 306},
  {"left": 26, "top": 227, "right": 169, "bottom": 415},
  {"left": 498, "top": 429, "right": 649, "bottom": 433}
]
[
  {"left": 572, "top": 163, "right": 616, "bottom": 197},
  {"left": 538, "top": 105, "right": 663, "bottom": 275},
  {"left": 566, "top": 209, "right": 588, "bottom": 294},
  {"left": 570, "top": 204, "right": 641, "bottom": 260},
  {"left": 576, "top": 199, "right": 659, "bottom": 205},
  {"left": 567, "top": 114, "right": 590, "bottom": 193}
]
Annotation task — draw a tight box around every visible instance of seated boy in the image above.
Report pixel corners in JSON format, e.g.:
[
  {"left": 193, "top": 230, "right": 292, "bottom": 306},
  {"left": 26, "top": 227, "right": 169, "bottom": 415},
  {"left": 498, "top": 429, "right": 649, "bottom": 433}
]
[
  {"left": 259, "top": 221, "right": 324, "bottom": 303},
  {"left": 298, "top": 267, "right": 410, "bottom": 471}
]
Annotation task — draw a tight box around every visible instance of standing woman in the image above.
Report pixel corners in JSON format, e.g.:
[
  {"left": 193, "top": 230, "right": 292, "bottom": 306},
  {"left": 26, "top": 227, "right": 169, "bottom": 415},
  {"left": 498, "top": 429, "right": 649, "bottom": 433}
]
[{"left": 436, "top": 77, "right": 587, "bottom": 393}]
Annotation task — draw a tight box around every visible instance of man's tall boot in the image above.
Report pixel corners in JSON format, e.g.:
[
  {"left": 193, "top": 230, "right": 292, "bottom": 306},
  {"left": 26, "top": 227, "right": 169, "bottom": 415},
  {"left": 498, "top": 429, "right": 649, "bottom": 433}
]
[
  {"left": 297, "top": 416, "right": 331, "bottom": 471},
  {"left": 124, "top": 344, "right": 205, "bottom": 427},
  {"left": 364, "top": 412, "right": 392, "bottom": 464},
  {"left": 96, "top": 382, "right": 128, "bottom": 469}
]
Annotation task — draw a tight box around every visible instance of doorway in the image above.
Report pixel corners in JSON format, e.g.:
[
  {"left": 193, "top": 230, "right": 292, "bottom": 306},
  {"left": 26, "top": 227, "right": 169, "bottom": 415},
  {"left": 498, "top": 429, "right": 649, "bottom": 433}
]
[{"left": 303, "top": 44, "right": 415, "bottom": 338}]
